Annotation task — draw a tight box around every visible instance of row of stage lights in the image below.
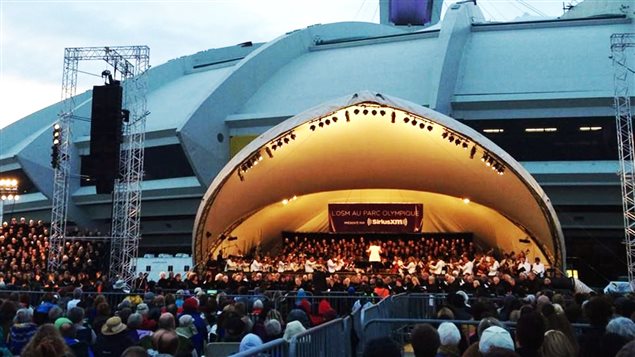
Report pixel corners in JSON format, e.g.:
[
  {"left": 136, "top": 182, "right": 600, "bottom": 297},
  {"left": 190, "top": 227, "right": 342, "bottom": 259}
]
[
  {"left": 481, "top": 153, "right": 505, "bottom": 175},
  {"left": 236, "top": 104, "right": 506, "bottom": 181},
  {"left": 237, "top": 131, "right": 297, "bottom": 181},
  {"left": 51, "top": 123, "right": 62, "bottom": 169}
]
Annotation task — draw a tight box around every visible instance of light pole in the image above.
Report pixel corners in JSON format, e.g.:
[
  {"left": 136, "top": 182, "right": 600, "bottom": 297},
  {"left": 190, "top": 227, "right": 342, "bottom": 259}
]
[{"left": 0, "top": 179, "right": 19, "bottom": 225}]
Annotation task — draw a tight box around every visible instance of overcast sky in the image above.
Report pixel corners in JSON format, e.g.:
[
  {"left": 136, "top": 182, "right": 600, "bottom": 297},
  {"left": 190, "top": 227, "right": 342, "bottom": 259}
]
[{"left": 0, "top": 0, "right": 566, "bottom": 129}]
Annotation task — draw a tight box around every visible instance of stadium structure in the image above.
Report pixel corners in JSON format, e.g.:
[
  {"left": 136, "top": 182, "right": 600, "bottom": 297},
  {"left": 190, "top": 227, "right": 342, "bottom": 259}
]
[{"left": 1, "top": 0, "right": 634, "bottom": 285}]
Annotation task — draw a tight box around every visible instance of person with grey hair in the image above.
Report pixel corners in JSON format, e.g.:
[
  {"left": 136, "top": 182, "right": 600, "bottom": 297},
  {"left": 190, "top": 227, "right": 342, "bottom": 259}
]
[
  {"left": 67, "top": 287, "right": 83, "bottom": 311},
  {"left": 48, "top": 305, "right": 64, "bottom": 323},
  {"left": 607, "top": 316, "right": 635, "bottom": 341},
  {"left": 264, "top": 319, "right": 283, "bottom": 341},
  {"left": 127, "top": 313, "right": 153, "bottom": 343},
  {"left": 8, "top": 308, "right": 37, "bottom": 355},
  {"left": 158, "top": 312, "right": 176, "bottom": 331},
  {"left": 68, "top": 306, "right": 96, "bottom": 345}
]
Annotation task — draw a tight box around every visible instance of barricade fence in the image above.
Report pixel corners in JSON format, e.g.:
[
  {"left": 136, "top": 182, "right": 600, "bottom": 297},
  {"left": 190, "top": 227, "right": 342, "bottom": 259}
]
[
  {"left": 289, "top": 316, "right": 352, "bottom": 357},
  {"left": 229, "top": 337, "right": 288, "bottom": 357}
]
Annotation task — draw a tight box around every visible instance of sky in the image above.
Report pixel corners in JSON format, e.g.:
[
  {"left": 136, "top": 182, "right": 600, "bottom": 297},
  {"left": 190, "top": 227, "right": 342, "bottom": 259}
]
[{"left": 0, "top": 0, "right": 567, "bottom": 129}]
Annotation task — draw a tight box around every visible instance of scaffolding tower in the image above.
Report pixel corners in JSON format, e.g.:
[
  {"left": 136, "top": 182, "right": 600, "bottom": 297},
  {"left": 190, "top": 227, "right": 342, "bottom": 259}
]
[
  {"left": 611, "top": 33, "right": 635, "bottom": 288},
  {"left": 48, "top": 46, "right": 150, "bottom": 287}
]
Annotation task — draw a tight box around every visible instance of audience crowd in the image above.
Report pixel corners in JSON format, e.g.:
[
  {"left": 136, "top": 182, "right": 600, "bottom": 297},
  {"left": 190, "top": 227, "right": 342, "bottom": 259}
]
[{"left": 3, "top": 216, "right": 634, "bottom": 357}]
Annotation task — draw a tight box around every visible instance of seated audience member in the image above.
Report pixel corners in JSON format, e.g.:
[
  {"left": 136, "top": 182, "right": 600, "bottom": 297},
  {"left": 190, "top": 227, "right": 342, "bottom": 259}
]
[
  {"left": 410, "top": 323, "right": 440, "bottom": 357},
  {"left": 540, "top": 330, "right": 575, "bottom": 357},
  {"left": 57, "top": 318, "right": 92, "bottom": 357},
  {"left": 363, "top": 336, "right": 402, "bottom": 357},
  {"left": 479, "top": 326, "right": 515, "bottom": 354}
]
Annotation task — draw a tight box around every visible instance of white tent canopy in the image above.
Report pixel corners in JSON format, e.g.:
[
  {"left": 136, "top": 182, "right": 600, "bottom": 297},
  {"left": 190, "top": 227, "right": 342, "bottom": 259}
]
[{"left": 193, "top": 91, "right": 565, "bottom": 269}]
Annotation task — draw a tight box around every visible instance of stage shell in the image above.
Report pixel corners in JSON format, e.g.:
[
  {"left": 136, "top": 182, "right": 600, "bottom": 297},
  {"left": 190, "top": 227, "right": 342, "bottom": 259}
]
[{"left": 193, "top": 91, "right": 565, "bottom": 270}]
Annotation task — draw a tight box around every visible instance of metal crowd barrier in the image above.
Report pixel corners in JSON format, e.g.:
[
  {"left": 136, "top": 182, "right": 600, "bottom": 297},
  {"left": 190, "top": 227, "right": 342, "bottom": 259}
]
[
  {"left": 288, "top": 316, "right": 352, "bottom": 357},
  {"left": 229, "top": 337, "right": 288, "bottom": 357}
]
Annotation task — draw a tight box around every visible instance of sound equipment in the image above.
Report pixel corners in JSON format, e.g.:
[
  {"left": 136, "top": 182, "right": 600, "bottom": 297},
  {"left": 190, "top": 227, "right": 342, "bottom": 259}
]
[{"left": 89, "top": 81, "right": 124, "bottom": 194}]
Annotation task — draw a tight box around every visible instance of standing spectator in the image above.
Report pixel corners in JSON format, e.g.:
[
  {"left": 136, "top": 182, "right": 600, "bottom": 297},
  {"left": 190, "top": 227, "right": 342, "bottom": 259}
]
[
  {"left": 540, "top": 330, "right": 575, "bottom": 357},
  {"left": 179, "top": 297, "right": 206, "bottom": 355},
  {"left": 68, "top": 306, "right": 96, "bottom": 346},
  {"left": 21, "top": 324, "right": 72, "bottom": 357},
  {"left": 411, "top": 323, "right": 440, "bottom": 357},
  {"left": 436, "top": 322, "right": 461, "bottom": 357},
  {"left": 8, "top": 308, "right": 38, "bottom": 355},
  {"left": 515, "top": 312, "right": 545, "bottom": 357},
  {"left": 94, "top": 316, "right": 135, "bottom": 357},
  {"left": 67, "top": 287, "right": 83, "bottom": 311},
  {"left": 175, "top": 315, "right": 197, "bottom": 357}
]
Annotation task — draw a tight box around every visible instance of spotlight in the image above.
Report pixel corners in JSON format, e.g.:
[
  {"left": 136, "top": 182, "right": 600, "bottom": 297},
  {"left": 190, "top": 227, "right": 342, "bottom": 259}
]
[
  {"left": 427, "top": 125, "right": 433, "bottom": 131},
  {"left": 272, "top": 144, "right": 277, "bottom": 150},
  {"left": 481, "top": 153, "right": 488, "bottom": 162},
  {"left": 354, "top": 109, "right": 360, "bottom": 115},
  {"left": 277, "top": 140, "right": 283, "bottom": 146},
  {"left": 442, "top": 132, "right": 449, "bottom": 139},
  {"left": 284, "top": 138, "right": 289, "bottom": 144},
  {"left": 291, "top": 133, "right": 296, "bottom": 140},
  {"left": 310, "top": 125, "right": 316, "bottom": 131},
  {"left": 462, "top": 142, "right": 468, "bottom": 149},
  {"left": 470, "top": 146, "right": 476, "bottom": 159},
  {"left": 455, "top": 139, "right": 461, "bottom": 145},
  {"left": 325, "top": 119, "right": 330, "bottom": 125},
  {"left": 404, "top": 117, "right": 410, "bottom": 124},
  {"left": 346, "top": 111, "right": 350, "bottom": 122},
  {"left": 380, "top": 110, "right": 386, "bottom": 116},
  {"left": 419, "top": 123, "right": 425, "bottom": 129},
  {"left": 371, "top": 110, "right": 377, "bottom": 116},
  {"left": 319, "top": 122, "right": 324, "bottom": 128},
  {"left": 412, "top": 120, "right": 417, "bottom": 126},
  {"left": 449, "top": 135, "right": 454, "bottom": 142},
  {"left": 486, "top": 158, "right": 493, "bottom": 167},
  {"left": 363, "top": 109, "right": 368, "bottom": 115},
  {"left": 332, "top": 116, "right": 338, "bottom": 123},
  {"left": 266, "top": 147, "right": 273, "bottom": 158},
  {"left": 391, "top": 112, "right": 396, "bottom": 123}
]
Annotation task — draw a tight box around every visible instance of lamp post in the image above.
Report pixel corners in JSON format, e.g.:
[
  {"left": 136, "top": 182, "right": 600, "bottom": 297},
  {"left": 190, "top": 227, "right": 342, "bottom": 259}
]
[{"left": 0, "top": 179, "right": 19, "bottom": 225}]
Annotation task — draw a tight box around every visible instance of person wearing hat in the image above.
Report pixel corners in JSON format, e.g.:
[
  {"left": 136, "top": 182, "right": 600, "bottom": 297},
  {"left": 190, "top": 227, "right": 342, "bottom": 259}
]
[
  {"left": 283, "top": 320, "right": 306, "bottom": 342},
  {"left": 136, "top": 303, "right": 157, "bottom": 331},
  {"left": 94, "top": 316, "right": 135, "bottom": 357},
  {"left": 436, "top": 322, "right": 461, "bottom": 357},
  {"left": 479, "top": 326, "right": 515, "bottom": 353},
  {"left": 57, "top": 318, "right": 93, "bottom": 357},
  {"left": 176, "top": 315, "right": 197, "bottom": 357},
  {"left": 178, "top": 297, "right": 206, "bottom": 356}
]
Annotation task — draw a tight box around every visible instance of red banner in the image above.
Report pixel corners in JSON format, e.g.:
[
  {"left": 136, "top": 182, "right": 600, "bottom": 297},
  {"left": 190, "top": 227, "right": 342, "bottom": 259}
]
[{"left": 328, "top": 203, "right": 423, "bottom": 233}]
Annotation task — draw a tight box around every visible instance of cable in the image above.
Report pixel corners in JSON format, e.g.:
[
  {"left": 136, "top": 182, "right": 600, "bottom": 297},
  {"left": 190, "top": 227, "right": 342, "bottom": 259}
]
[
  {"left": 516, "top": 0, "right": 548, "bottom": 17},
  {"left": 75, "top": 69, "right": 103, "bottom": 78}
]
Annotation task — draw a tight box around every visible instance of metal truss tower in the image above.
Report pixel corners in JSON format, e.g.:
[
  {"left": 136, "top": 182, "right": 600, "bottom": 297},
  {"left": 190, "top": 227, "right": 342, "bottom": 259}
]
[
  {"left": 48, "top": 46, "right": 150, "bottom": 287},
  {"left": 611, "top": 33, "right": 635, "bottom": 288}
]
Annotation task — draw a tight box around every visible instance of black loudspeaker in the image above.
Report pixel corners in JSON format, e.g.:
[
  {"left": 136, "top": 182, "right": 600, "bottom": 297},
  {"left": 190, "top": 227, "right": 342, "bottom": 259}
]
[{"left": 89, "top": 82, "right": 123, "bottom": 194}]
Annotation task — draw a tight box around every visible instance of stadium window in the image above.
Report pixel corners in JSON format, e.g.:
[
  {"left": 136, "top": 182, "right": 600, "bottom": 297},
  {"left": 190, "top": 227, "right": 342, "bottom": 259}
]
[
  {"left": 184, "top": 265, "right": 190, "bottom": 271},
  {"left": 168, "top": 265, "right": 174, "bottom": 272},
  {"left": 146, "top": 265, "right": 151, "bottom": 272}
]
